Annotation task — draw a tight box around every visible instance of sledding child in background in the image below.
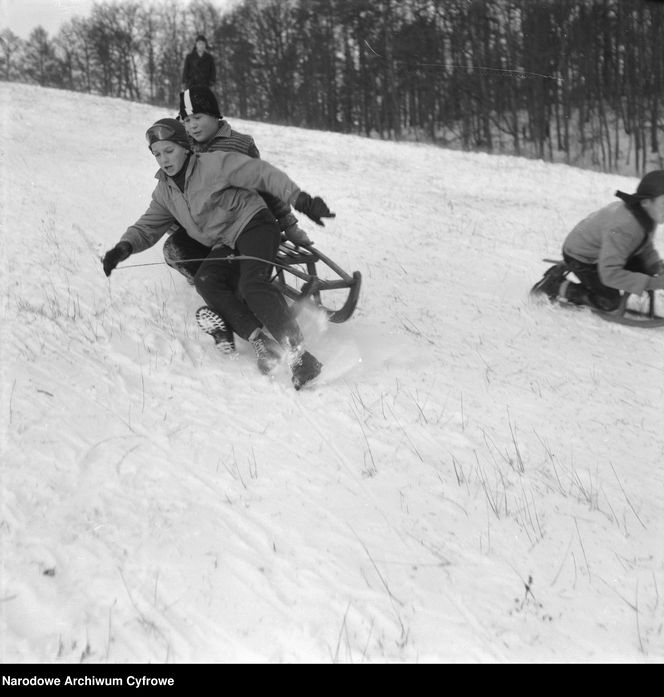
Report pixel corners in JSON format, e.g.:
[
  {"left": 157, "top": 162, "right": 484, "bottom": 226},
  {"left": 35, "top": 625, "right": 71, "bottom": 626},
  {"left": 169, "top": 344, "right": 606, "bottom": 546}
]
[
  {"left": 531, "top": 169, "right": 664, "bottom": 311},
  {"left": 163, "top": 86, "right": 311, "bottom": 283},
  {"left": 101, "top": 117, "right": 334, "bottom": 390}
]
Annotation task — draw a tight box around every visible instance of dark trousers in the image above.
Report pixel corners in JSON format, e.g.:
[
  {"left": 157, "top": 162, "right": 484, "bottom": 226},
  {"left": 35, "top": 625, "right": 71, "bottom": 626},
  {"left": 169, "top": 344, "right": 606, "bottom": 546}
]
[
  {"left": 562, "top": 252, "right": 649, "bottom": 312},
  {"left": 163, "top": 228, "right": 210, "bottom": 281},
  {"left": 193, "top": 210, "right": 303, "bottom": 346}
]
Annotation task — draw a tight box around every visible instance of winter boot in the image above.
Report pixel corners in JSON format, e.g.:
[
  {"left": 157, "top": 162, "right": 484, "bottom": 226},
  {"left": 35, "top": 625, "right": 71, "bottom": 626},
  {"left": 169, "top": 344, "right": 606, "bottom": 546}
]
[
  {"left": 288, "top": 346, "right": 323, "bottom": 390},
  {"left": 249, "top": 329, "right": 283, "bottom": 375},
  {"left": 195, "top": 306, "right": 236, "bottom": 355},
  {"left": 530, "top": 263, "right": 569, "bottom": 302}
]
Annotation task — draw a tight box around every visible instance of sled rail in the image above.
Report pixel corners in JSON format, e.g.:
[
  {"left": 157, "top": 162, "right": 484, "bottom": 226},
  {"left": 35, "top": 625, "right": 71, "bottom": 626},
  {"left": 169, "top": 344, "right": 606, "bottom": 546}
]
[{"left": 273, "top": 240, "right": 362, "bottom": 323}]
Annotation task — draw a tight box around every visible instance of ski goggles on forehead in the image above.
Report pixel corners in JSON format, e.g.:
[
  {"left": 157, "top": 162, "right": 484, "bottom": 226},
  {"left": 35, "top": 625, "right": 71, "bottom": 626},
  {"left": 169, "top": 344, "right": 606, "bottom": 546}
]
[{"left": 145, "top": 124, "right": 177, "bottom": 146}]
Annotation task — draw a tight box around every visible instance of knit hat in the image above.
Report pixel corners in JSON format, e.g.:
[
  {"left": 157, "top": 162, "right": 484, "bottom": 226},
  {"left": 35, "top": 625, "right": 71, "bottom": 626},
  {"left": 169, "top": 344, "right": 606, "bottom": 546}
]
[
  {"left": 635, "top": 170, "right": 664, "bottom": 199},
  {"left": 145, "top": 118, "right": 190, "bottom": 150},
  {"left": 195, "top": 34, "right": 208, "bottom": 46},
  {"left": 179, "top": 86, "right": 222, "bottom": 120}
]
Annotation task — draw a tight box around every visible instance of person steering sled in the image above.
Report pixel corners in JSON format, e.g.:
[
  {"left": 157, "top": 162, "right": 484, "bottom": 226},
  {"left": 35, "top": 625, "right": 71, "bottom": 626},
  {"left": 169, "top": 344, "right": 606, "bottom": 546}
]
[
  {"left": 164, "top": 86, "right": 311, "bottom": 284},
  {"left": 531, "top": 170, "right": 664, "bottom": 311},
  {"left": 102, "top": 118, "right": 335, "bottom": 390}
]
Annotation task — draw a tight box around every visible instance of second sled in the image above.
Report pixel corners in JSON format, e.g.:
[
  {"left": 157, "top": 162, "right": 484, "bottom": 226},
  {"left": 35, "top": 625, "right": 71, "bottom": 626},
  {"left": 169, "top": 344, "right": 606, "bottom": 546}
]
[{"left": 541, "top": 258, "right": 664, "bottom": 328}]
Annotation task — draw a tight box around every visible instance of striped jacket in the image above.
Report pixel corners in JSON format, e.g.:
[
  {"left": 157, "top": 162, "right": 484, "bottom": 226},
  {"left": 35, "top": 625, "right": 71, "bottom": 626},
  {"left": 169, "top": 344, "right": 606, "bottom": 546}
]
[{"left": 193, "top": 121, "right": 260, "bottom": 158}]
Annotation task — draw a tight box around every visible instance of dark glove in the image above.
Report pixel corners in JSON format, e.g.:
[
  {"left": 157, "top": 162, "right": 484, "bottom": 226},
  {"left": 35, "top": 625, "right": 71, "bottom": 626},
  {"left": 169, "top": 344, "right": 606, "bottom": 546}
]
[
  {"left": 102, "top": 241, "right": 132, "bottom": 277},
  {"left": 285, "top": 224, "right": 312, "bottom": 246},
  {"left": 294, "top": 192, "right": 335, "bottom": 227},
  {"left": 277, "top": 211, "right": 311, "bottom": 245}
]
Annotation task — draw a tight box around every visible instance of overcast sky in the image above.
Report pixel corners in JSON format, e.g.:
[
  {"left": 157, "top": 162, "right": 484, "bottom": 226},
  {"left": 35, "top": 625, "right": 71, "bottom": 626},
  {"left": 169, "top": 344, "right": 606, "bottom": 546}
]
[
  {"left": 1, "top": 0, "right": 96, "bottom": 38},
  {"left": 1, "top": 0, "right": 238, "bottom": 39}
]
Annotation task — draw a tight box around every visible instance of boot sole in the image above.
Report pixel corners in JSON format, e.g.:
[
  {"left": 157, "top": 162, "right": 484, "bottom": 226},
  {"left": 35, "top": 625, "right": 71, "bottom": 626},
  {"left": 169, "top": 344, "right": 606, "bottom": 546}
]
[{"left": 195, "top": 306, "right": 236, "bottom": 354}]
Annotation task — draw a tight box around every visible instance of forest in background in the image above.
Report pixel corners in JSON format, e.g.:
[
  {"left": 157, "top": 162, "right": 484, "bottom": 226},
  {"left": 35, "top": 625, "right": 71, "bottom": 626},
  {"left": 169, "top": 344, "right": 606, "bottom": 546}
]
[{"left": 2, "top": 0, "right": 664, "bottom": 175}]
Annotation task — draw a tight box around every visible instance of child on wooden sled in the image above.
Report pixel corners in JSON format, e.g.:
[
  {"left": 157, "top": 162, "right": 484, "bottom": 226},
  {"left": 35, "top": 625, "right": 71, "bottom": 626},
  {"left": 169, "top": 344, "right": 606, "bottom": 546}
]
[
  {"left": 102, "top": 118, "right": 334, "bottom": 389},
  {"left": 531, "top": 170, "right": 664, "bottom": 311}
]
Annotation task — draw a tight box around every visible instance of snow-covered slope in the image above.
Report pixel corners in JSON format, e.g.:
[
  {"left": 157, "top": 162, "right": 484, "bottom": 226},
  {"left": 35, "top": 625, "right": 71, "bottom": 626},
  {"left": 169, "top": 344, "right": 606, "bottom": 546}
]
[{"left": 1, "top": 82, "right": 662, "bottom": 663}]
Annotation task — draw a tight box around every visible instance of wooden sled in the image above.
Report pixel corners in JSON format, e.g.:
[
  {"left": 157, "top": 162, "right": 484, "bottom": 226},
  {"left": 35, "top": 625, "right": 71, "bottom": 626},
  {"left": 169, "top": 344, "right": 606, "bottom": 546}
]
[
  {"left": 590, "top": 290, "right": 664, "bottom": 328},
  {"left": 541, "top": 258, "right": 664, "bottom": 328},
  {"left": 273, "top": 240, "right": 362, "bottom": 323}
]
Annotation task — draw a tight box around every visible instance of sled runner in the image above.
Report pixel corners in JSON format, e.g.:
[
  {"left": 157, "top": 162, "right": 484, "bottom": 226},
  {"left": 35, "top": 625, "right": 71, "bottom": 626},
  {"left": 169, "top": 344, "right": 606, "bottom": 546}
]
[
  {"left": 273, "top": 239, "right": 362, "bottom": 323},
  {"left": 540, "top": 258, "right": 664, "bottom": 328}
]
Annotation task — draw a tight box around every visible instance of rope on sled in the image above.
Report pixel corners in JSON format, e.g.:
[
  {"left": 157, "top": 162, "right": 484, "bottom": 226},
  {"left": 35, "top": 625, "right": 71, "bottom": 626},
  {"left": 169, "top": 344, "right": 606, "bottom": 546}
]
[{"left": 115, "top": 254, "right": 304, "bottom": 274}]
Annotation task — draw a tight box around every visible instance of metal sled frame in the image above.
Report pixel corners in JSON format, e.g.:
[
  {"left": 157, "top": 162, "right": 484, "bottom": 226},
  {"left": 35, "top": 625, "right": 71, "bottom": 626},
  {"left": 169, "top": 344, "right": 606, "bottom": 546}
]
[
  {"left": 272, "top": 240, "right": 362, "bottom": 323},
  {"left": 542, "top": 258, "right": 664, "bottom": 328},
  {"left": 591, "top": 289, "right": 664, "bottom": 328}
]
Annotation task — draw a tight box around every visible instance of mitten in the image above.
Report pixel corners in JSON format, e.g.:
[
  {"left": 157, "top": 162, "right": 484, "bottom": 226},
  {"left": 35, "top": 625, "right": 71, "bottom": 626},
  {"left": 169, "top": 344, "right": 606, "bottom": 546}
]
[
  {"left": 294, "top": 192, "right": 335, "bottom": 226},
  {"left": 284, "top": 223, "right": 312, "bottom": 246},
  {"left": 102, "top": 241, "right": 132, "bottom": 277},
  {"left": 278, "top": 212, "right": 310, "bottom": 245}
]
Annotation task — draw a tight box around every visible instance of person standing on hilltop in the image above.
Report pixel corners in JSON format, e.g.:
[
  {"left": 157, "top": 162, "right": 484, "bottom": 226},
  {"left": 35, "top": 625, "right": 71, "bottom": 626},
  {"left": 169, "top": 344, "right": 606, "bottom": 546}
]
[{"left": 182, "top": 34, "right": 216, "bottom": 90}]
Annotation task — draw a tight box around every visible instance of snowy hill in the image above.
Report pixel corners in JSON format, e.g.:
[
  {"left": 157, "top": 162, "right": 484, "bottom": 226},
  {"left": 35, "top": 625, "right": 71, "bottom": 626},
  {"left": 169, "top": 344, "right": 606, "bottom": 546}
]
[{"left": 1, "top": 82, "right": 663, "bottom": 664}]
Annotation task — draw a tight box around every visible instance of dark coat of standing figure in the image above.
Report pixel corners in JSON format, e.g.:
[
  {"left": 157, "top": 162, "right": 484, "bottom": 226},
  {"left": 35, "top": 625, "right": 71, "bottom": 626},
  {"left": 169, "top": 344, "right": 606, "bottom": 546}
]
[{"left": 182, "top": 35, "right": 216, "bottom": 90}]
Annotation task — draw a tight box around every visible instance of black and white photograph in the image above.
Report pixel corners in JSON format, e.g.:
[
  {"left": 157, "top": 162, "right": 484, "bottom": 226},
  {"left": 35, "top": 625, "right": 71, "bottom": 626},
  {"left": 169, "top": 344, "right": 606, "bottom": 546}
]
[{"left": 1, "top": 0, "right": 663, "bottom": 666}]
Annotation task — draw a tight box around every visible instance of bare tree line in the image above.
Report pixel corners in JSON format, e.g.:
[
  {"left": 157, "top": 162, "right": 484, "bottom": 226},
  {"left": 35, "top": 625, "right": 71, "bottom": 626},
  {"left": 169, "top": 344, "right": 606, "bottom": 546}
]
[{"left": 2, "top": 0, "right": 663, "bottom": 174}]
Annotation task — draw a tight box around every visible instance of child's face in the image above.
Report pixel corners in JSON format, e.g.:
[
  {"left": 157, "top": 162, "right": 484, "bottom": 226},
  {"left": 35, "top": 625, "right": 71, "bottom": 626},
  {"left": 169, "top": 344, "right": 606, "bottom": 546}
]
[
  {"left": 642, "top": 194, "right": 664, "bottom": 224},
  {"left": 150, "top": 141, "right": 188, "bottom": 176},
  {"left": 183, "top": 113, "right": 219, "bottom": 143},
  {"left": 196, "top": 40, "right": 206, "bottom": 53}
]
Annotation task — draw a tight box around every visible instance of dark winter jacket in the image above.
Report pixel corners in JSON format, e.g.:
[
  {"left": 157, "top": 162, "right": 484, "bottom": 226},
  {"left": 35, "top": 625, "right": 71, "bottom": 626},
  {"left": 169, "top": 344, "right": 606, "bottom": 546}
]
[
  {"left": 563, "top": 200, "right": 662, "bottom": 294},
  {"left": 182, "top": 50, "right": 216, "bottom": 89},
  {"left": 121, "top": 151, "right": 301, "bottom": 253}
]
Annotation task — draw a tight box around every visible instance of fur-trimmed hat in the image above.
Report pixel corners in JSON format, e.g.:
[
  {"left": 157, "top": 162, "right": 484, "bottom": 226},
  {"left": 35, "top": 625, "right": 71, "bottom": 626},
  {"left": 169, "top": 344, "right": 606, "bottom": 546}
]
[
  {"left": 179, "top": 86, "right": 222, "bottom": 120},
  {"left": 145, "top": 117, "right": 190, "bottom": 150}
]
